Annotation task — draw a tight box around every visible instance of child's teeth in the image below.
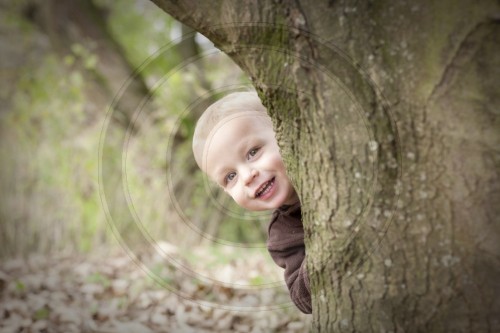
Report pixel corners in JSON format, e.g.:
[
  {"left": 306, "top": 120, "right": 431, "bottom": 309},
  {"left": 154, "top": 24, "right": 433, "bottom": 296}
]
[{"left": 257, "top": 179, "right": 273, "bottom": 197}]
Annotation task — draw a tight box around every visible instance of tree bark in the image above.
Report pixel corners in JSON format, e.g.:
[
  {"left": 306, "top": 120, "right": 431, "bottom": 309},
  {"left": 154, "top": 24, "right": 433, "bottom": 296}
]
[{"left": 150, "top": 0, "right": 500, "bottom": 331}]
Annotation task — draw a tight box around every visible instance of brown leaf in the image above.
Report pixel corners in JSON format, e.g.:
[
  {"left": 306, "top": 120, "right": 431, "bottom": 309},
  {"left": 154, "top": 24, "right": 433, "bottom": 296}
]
[
  {"left": 110, "top": 279, "right": 128, "bottom": 296},
  {"left": 150, "top": 310, "right": 168, "bottom": 326}
]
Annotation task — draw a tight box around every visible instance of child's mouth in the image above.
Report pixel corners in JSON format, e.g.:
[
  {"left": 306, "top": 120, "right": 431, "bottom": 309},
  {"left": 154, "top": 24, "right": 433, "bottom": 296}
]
[{"left": 255, "top": 177, "right": 275, "bottom": 198}]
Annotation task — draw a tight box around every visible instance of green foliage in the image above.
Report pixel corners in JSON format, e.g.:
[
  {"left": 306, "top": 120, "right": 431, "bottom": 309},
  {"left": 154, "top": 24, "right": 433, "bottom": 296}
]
[
  {"left": 0, "top": 53, "right": 109, "bottom": 255},
  {"left": 70, "top": 44, "right": 99, "bottom": 70},
  {"left": 15, "top": 281, "right": 25, "bottom": 293},
  {"left": 86, "top": 272, "right": 111, "bottom": 287},
  {"left": 95, "top": 0, "right": 179, "bottom": 76},
  {"left": 249, "top": 275, "right": 265, "bottom": 286},
  {"left": 0, "top": 0, "right": 259, "bottom": 259},
  {"left": 34, "top": 307, "right": 50, "bottom": 320}
]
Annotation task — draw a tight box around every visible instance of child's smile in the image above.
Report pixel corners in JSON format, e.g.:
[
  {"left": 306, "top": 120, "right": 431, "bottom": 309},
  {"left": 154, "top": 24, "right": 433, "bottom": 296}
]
[
  {"left": 202, "top": 112, "right": 298, "bottom": 211},
  {"left": 255, "top": 177, "right": 275, "bottom": 199}
]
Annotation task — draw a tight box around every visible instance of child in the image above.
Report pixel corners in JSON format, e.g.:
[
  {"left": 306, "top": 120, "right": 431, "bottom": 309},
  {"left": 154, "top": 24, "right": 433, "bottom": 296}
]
[{"left": 192, "top": 92, "right": 312, "bottom": 314}]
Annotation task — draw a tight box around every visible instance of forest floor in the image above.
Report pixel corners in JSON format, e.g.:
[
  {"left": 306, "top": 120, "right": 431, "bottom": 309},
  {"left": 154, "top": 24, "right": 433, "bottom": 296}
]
[{"left": 0, "top": 246, "right": 311, "bottom": 333}]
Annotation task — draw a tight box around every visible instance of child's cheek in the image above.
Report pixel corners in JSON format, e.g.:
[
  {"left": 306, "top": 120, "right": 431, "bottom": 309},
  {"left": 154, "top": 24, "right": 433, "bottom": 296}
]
[
  {"left": 273, "top": 155, "right": 286, "bottom": 170},
  {"left": 230, "top": 189, "right": 243, "bottom": 206}
]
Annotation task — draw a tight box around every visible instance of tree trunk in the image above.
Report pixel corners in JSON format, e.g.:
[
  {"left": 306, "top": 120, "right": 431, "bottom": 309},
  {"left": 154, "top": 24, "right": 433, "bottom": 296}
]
[{"left": 150, "top": 0, "right": 500, "bottom": 331}]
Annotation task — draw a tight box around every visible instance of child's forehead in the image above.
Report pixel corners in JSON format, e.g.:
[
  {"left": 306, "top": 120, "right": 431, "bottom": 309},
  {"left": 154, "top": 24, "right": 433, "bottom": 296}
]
[
  {"left": 210, "top": 113, "right": 262, "bottom": 144},
  {"left": 214, "top": 110, "right": 270, "bottom": 127},
  {"left": 202, "top": 112, "right": 273, "bottom": 169},
  {"left": 213, "top": 112, "right": 272, "bottom": 139}
]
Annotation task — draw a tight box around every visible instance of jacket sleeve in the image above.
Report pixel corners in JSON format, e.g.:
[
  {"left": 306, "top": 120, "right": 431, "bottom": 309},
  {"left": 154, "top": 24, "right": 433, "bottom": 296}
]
[{"left": 267, "top": 207, "right": 312, "bottom": 314}]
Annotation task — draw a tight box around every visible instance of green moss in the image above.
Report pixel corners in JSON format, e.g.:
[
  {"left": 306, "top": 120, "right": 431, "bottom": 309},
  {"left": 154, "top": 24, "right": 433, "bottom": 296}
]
[{"left": 34, "top": 306, "right": 50, "bottom": 320}]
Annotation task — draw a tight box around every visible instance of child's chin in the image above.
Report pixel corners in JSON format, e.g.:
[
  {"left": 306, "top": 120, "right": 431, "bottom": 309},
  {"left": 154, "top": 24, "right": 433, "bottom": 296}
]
[
  {"left": 266, "top": 201, "right": 285, "bottom": 211},
  {"left": 248, "top": 203, "right": 279, "bottom": 212},
  {"left": 245, "top": 195, "right": 286, "bottom": 211}
]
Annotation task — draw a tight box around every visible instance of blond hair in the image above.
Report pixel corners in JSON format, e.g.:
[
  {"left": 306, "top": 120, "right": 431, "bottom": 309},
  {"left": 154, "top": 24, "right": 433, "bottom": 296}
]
[{"left": 192, "top": 91, "right": 271, "bottom": 168}]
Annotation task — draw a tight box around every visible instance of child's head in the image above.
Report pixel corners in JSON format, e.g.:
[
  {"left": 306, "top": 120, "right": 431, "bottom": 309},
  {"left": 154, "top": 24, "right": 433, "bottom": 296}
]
[{"left": 192, "top": 92, "right": 298, "bottom": 211}]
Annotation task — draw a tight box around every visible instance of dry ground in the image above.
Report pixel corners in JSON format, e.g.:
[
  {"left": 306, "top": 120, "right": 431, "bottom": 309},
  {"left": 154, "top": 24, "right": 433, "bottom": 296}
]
[{"left": 0, "top": 246, "right": 311, "bottom": 333}]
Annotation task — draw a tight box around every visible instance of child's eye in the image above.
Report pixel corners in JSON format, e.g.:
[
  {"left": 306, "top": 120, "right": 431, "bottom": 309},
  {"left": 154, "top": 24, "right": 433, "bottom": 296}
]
[
  {"left": 247, "top": 147, "right": 260, "bottom": 159},
  {"left": 224, "top": 172, "right": 236, "bottom": 184}
]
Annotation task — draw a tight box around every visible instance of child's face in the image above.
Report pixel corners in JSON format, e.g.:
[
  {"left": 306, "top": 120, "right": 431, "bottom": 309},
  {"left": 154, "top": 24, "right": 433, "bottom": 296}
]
[{"left": 202, "top": 112, "right": 298, "bottom": 211}]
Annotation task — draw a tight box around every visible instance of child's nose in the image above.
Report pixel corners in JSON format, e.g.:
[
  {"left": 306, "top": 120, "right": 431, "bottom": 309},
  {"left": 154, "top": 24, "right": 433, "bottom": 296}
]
[{"left": 243, "top": 168, "right": 258, "bottom": 185}]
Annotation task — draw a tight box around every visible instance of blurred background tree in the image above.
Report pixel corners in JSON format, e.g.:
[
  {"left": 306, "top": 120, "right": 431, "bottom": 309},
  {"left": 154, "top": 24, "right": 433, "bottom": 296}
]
[
  {"left": 0, "top": 2, "right": 314, "bottom": 331},
  {"left": 0, "top": 0, "right": 270, "bottom": 259}
]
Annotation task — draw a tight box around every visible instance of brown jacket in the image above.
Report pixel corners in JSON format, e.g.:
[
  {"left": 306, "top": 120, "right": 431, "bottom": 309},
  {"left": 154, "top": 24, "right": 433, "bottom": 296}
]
[{"left": 267, "top": 201, "right": 312, "bottom": 314}]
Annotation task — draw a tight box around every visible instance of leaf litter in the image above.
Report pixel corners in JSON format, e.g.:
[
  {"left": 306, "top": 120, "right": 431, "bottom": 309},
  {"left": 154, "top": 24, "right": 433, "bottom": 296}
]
[{"left": 0, "top": 245, "right": 311, "bottom": 332}]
